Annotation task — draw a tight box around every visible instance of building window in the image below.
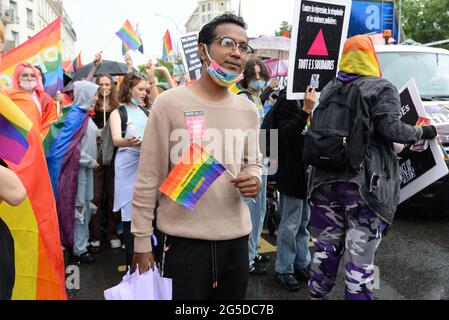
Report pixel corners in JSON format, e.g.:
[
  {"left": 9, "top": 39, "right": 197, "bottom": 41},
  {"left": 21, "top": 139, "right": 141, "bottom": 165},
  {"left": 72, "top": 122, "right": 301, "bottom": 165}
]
[
  {"left": 27, "top": 8, "right": 34, "bottom": 28},
  {"left": 208, "top": 3, "right": 212, "bottom": 11},
  {"left": 12, "top": 31, "right": 19, "bottom": 46},
  {"left": 10, "top": 1, "right": 19, "bottom": 22},
  {"left": 202, "top": 4, "right": 206, "bottom": 12}
]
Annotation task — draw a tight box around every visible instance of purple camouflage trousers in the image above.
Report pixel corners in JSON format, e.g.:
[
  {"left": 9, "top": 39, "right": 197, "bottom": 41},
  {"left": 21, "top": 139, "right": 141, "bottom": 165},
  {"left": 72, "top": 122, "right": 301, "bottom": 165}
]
[{"left": 308, "top": 182, "right": 387, "bottom": 300}]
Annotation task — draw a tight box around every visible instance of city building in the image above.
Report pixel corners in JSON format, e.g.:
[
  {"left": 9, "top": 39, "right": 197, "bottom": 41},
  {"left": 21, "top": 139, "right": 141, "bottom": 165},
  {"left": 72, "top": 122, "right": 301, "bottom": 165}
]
[
  {"left": 0, "top": 0, "right": 76, "bottom": 60},
  {"left": 185, "top": 0, "right": 234, "bottom": 33}
]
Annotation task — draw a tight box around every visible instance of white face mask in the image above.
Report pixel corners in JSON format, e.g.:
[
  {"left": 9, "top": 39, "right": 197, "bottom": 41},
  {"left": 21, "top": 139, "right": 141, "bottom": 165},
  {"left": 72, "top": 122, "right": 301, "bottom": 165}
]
[{"left": 20, "top": 80, "right": 37, "bottom": 92}]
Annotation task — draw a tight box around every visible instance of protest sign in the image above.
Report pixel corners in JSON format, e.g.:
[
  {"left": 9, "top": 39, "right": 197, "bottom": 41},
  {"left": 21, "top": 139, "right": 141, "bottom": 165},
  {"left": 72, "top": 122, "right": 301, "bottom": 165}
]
[
  {"left": 398, "top": 79, "right": 448, "bottom": 203},
  {"left": 263, "top": 58, "right": 288, "bottom": 90},
  {"left": 288, "top": 0, "right": 351, "bottom": 100},
  {"left": 179, "top": 32, "right": 202, "bottom": 81}
]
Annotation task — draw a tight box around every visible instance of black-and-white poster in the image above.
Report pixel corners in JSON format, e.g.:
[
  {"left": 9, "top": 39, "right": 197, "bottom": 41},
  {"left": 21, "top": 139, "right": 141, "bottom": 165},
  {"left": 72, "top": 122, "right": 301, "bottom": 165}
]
[
  {"left": 287, "top": 0, "right": 351, "bottom": 100},
  {"left": 398, "top": 79, "right": 448, "bottom": 203},
  {"left": 179, "top": 32, "right": 202, "bottom": 81}
]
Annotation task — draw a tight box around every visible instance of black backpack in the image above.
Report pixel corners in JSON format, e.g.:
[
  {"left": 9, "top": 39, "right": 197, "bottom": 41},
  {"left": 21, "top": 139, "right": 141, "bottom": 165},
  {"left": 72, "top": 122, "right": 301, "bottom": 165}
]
[
  {"left": 303, "top": 79, "right": 371, "bottom": 172},
  {"left": 102, "top": 105, "right": 149, "bottom": 166}
]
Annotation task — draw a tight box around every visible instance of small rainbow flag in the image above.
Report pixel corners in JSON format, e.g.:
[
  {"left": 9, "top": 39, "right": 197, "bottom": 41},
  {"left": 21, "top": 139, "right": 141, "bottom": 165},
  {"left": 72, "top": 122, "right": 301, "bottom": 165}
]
[
  {"left": 116, "top": 20, "right": 142, "bottom": 52},
  {"left": 122, "top": 23, "right": 144, "bottom": 55},
  {"left": 162, "top": 29, "right": 173, "bottom": 61},
  {"left": 160, "top": 144, "right": 227, "bottom": 210},
  {"left": 416, "top": 117, "right": 431, "bottom": 128},
  {"left": 73, "top": 52, "right": 83, "bottom": 72},
  {"left": 0, "top": 93, "right": 33, "bottom": 164}
]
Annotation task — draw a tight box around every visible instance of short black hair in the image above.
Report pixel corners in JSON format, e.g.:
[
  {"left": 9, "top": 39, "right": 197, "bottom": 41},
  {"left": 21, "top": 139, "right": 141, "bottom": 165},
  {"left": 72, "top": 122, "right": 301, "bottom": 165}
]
[
  {"left": 240, "top": 59, "right": 270, "bottom": 89},
  {"left": 34, "top": 65, "right": 46, "bottom": 84},
  {"left": 198, "top": 13, "right": 248, "bottom": 45}
]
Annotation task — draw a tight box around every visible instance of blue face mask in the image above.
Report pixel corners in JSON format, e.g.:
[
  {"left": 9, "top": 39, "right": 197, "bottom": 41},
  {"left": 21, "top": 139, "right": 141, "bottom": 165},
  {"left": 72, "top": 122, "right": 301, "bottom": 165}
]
[
  {"left": 131, "top": 98, "right": 141, "bottom": 106},
  {"left": 249, "top": 80, "right": 267, "bottom": 91}
]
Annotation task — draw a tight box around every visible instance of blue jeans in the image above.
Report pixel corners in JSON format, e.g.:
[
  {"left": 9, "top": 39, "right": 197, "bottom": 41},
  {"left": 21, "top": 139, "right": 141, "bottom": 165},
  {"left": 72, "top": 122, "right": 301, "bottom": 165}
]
[
  {"left": 74, "top": 167, "right": 96, "bottom": 257},
  {"left": 245, "top": 174, "right": 268, "bottom": 266},
  {"left": 275, "top": 194, "right": 311, "bottom": 274}
]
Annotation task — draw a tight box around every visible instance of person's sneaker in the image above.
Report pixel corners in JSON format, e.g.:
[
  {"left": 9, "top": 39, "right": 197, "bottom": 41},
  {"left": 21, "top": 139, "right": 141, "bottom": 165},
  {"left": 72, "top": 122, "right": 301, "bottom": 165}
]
[
  {"left": 90, "top": 241, "right": 100, "bottom": 248},
  {"left": 76, "top": 252, "right": 96, "bottom": 264},
  {"left": 274, "top": 273, "right": 300, "bottom": 292},
  {"left": 249, "top": 263, "right": 267, "bottom": 276},
  {"left": 87, "top": 245, "right": 101, "bottom": 255},
  {"left": 254, "top": 254, "right": 271, "bottom": 264},
  {"left": 110, "top": 239, "right": 122, "bottom": 249},
  {"left": 294, "top": 266, "right": 311, "bottom": 284}
]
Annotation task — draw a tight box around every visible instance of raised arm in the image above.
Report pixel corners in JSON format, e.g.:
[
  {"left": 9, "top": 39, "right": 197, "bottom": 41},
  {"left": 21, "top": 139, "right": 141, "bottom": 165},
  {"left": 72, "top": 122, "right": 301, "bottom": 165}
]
[{"left": 86, "top": 52, "right": 102, "bottom": 82}]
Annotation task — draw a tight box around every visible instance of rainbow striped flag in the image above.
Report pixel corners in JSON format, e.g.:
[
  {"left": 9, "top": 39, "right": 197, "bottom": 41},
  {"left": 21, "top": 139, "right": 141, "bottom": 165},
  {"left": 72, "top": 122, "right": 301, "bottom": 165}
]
[
  {"left": 122, "top": 23, "right": 143, "bottom": 55},
  {"left": 0, "top": 93, "right": 32, "bottom": 165},
  {"left": 160, "top": 144, "right": 227, "bottom": 210},
  {"left": 0, "top": 90, "right": 67, "bottom": 300},
  {"left": 162, "top": 29, "right": 173, "bottom": 61},
  {"left": 0, "top": 18, "right": 63, "bottom": 96},
  {"left": 339, "top": 35, "right": 382, "bottom": 78},
  {"left": 116, "top": 20, "right": 142, "bottom": 52},
  {"left": 44, "top": 106, "right": 89, "bottom": 247}
]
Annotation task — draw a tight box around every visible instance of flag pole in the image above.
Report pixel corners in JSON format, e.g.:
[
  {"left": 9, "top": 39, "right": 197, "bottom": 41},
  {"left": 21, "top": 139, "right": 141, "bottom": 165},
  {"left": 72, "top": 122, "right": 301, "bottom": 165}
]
[
  {"left": 102, "top": 34, "right": 116, "bottom": 53},
  {"left": 225, "top": 168, "right": 257, "bottom": 203},
  {"left": 103, "top": 88, "right": 107, "bottom": 127}
]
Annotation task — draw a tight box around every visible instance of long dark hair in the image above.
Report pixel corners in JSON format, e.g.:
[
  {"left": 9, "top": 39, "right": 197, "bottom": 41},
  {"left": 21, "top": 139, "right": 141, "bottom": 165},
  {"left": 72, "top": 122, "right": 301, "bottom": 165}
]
[
  {"left": 94, "top": 74, "right": 119, "bottom": 112},
  {"left": 240, "top": 59, "right": 270, "bottom": 89}
]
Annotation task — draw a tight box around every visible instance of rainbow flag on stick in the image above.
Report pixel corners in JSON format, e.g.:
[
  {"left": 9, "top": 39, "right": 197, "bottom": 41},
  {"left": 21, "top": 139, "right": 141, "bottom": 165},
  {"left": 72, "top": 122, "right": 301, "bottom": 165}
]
[
  {"left": 116, "top": 20, "right": 142, "bottom": 52},
  {"left": 0, "top": 93, "right": 32, "bottom": 164},
  {"left": 160, "top": 144, "right": 227, "bottom": 210},
  {"left": 0, "top": 18, "right": 63, "bottom": 96},
  {"left": 162, "top": 29, "right": 173, "bottom": 61}
]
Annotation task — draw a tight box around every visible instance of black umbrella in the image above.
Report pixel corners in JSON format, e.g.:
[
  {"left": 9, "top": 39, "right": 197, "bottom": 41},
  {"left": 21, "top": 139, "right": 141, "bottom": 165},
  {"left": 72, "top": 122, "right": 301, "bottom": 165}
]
[{"left": 72, "top": 60, "right": 131, "bottom": 81}]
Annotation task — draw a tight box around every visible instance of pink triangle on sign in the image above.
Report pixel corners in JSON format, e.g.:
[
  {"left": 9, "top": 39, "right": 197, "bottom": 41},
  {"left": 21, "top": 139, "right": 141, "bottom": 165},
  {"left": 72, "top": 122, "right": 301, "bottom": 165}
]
[{"left": 307, "top": 29, "right": 329, "bottom": 57}]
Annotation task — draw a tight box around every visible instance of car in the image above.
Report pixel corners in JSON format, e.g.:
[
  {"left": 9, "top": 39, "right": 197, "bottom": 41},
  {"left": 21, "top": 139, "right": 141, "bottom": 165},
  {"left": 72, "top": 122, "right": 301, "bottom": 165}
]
[{"left": 376, "top": 45, "right": 449, "bottom": 209}]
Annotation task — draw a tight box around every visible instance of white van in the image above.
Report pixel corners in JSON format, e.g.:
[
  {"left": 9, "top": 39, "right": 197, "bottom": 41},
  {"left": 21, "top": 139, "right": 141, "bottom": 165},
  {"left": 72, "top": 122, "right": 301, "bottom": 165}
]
[{"left": 376, "top": 45, "right": 449, "bottom": 207}]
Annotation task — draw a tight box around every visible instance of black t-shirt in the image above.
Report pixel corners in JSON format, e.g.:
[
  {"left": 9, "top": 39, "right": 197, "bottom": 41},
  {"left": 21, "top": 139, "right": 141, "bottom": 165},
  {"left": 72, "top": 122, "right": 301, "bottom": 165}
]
[{"left": 93, "top": 111, "right": 112, "bottom": 129}]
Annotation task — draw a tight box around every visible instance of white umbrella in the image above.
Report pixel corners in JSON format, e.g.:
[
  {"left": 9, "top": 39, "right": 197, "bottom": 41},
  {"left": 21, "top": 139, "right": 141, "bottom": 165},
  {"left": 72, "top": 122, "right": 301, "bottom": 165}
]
[{"left": 249, "top": 36, "right": 291, "bottom": 60}]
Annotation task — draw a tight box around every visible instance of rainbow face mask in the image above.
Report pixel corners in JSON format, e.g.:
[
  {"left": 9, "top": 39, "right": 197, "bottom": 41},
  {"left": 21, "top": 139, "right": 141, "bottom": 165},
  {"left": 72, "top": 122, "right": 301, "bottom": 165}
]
[{"left": 205, "top": 47, "right": 244, "bottom": 88}]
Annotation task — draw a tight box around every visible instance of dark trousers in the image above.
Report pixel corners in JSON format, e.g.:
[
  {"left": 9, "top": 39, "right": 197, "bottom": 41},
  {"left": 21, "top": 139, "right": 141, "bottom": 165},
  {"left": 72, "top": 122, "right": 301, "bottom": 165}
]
[
  {"left": 90, "top": 164, "right": 119, "bottom": 242},
  {"left": 123, "top": 222, "right": 134, "bottom": 268},
  {"left": 0, "top": 218, "right": 15, "bottom": 300},
  {"left": 160, "top": 235, "right": 249, "bottom": 300}
]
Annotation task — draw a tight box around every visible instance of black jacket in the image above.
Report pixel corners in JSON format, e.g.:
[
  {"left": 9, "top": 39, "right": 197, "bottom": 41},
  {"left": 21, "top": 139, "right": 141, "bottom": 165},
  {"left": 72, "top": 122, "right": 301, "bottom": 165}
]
[{"left": 275, "top": 90, "right": 310, "bottom": 199}]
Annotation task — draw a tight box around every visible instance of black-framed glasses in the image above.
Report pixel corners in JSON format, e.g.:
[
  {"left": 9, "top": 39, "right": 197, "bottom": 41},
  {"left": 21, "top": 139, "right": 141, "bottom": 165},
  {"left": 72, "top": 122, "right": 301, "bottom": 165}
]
[{"left": 209, "top": 37, "right": 255, "bottom": 55}]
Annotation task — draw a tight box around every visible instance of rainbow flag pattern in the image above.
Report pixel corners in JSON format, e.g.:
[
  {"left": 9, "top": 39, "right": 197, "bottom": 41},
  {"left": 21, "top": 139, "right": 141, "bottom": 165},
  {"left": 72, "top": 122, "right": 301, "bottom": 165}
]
[
  {"left": 0, "top": 18, "right": 63, "bottom": 96},
  {"left": 0, "top": 93, "right": 32, "bottom": 164},
  {"left": 0, "top": 90, "right": 67, "bottom": 300},
  {"left": 162, "top": 29, "right": 173, "bottom": 61},
  {"left": 416, "top": 117, "right": 431, "bottom": 128},
  {"left": 160, "top": 144, "right": 226, "bottom": 210},
  {"left": 339, "top": 35, "right": 382, "bottom": 78},
  {"left": 116, "top": 20, "right": 142, "bottom": 52}
]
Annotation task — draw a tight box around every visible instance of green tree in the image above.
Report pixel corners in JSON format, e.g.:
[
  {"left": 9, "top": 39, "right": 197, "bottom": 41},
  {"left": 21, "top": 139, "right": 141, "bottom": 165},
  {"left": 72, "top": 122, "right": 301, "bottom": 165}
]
[
  {"left": 402, "top": 0, "right": 449, "bottom": 48},
  {"left": 275, "top": 21, "right": 292, "bottom": 37}
]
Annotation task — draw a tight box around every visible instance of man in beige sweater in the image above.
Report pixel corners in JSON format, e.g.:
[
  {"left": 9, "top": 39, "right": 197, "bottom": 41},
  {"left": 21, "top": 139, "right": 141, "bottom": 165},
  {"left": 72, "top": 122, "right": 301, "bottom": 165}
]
[{"left": 131, "top": 14, "right": 263, "bottom": 300}]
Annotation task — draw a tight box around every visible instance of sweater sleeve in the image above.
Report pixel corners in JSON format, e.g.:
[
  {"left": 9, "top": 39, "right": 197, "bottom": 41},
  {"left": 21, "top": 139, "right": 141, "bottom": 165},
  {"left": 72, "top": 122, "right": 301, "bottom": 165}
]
[
  {"left": 240, "top": 107, "right": 263, "bottom": 183},
  {"left": 131, "top": 99, "right": 171, "bottom": 253}
]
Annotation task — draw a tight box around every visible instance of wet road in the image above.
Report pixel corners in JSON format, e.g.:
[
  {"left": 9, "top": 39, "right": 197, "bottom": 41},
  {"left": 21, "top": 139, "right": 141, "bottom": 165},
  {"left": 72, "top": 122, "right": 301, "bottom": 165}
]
[{"left": 68, "top": 207, "right": 449, "bottom": 300}]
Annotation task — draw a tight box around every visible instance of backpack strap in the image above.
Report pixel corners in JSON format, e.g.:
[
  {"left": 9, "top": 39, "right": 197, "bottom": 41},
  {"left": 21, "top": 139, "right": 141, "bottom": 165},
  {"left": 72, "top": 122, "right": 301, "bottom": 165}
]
[
  {"left": 118, "top": 105, "right": 128, "bottom": 139},
  {"left": 238, "top": 90, "right": 254, "bottom": 103}
]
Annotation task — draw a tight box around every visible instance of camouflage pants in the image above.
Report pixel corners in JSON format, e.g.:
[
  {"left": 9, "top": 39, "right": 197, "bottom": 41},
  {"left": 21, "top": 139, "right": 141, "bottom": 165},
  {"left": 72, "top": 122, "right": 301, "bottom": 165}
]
[{"left": 308, "top": 182, "right": 387, "bottom": 300}]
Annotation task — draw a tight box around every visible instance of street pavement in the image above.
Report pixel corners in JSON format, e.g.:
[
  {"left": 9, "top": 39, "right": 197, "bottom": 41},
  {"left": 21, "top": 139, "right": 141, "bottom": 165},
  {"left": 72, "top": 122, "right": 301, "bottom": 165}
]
[{"left": 68, "top": 206, "right": 449, "bottom": 300}]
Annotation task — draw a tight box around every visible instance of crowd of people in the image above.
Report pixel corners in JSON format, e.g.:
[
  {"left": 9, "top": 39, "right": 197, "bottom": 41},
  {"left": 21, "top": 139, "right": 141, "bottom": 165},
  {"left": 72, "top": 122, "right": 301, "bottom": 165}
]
[{"left": 0, "top": 12, "right": 439, "bottom": 301}]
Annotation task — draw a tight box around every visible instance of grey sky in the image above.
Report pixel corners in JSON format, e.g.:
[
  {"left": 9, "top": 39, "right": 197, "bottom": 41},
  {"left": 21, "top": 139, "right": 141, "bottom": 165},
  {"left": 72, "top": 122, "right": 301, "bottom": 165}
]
[{"left": 62, "top": 0, "right": 295, "bottom": 66}]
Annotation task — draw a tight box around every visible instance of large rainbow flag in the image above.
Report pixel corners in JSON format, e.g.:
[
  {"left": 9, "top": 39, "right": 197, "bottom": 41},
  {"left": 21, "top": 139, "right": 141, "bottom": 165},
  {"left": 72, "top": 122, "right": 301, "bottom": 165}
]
[
  {"left": 44, "top": 105, "right": 89, "bottom": 247},
  {"left": 0, "top": 93, "right": 32, "bottom": 164},
  {"left": 0, "top": 90, "right": 67, "bottom": 300},
  {"left": 160, "top": 144, "right": 227, "bottom": 210},
  {"left": 0, "top": 18, "right": 63, "bottom": 97},
  {"left": 116, "top": 20, "right": 142, "bottom": 52},
  {"left": 162, "top": 29, "right": 173, "bottom": 61}
]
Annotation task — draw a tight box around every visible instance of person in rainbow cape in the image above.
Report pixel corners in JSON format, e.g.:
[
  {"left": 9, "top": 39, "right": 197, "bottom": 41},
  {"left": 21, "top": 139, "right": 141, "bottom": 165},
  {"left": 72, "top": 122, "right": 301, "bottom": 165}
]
[{"left": 44, "top": 81, "right": 100, "bottom": 264}]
